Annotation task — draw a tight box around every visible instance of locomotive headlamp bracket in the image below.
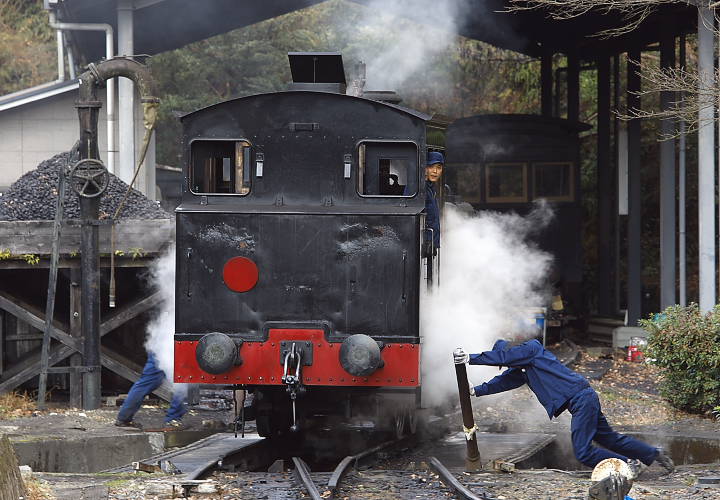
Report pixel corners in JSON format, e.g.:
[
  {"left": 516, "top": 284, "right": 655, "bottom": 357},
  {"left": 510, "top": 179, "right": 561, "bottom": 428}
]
[{"left": 279, "top": 341, "right": 313, "bottom": 365}]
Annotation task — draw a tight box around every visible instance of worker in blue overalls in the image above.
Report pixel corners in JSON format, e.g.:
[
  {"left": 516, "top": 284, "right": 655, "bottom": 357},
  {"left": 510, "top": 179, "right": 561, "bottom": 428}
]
[
  {"left": 454, "top": 339, "right": 675, "bottom": 476},
  {"left": 424, "top": 151, "right": 443, "bottom": 256}
]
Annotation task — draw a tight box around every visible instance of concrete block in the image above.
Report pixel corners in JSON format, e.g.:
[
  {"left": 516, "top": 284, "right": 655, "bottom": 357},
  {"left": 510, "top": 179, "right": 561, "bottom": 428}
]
[
  {"left": 11, "top": 432, "right": 165, "bottom": 473},
  {"left": 612, "top": 326, "right": 647, "bottom": 348}
]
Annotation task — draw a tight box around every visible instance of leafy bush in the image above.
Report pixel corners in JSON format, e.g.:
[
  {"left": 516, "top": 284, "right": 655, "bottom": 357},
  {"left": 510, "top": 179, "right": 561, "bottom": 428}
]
[{"left": 640, "top": 303, "right": 720, "bottom": 414}]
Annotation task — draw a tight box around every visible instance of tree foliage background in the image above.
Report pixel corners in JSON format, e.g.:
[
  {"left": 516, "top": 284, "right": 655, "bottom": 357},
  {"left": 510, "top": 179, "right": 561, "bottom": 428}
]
[{"left": 0, "top": 0, "right": 55, "bottom": 94}]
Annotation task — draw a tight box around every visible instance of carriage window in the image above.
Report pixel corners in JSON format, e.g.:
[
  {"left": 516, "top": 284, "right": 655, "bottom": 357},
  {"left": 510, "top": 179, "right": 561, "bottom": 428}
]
[
  {"left": 533, "top": 162, "right": 574, "bottom": 201},
  {"left": 190, "top": 140, "right": 251, "bottom": 195},
  {"left": 357, "top": 141, "right": 417, "bottom": 196},
  {"left": 485, "top": 163, "right": 527, "bottom": 203},
  {"left": 451, "top": 164, "right": 483, "bottom": 204}
]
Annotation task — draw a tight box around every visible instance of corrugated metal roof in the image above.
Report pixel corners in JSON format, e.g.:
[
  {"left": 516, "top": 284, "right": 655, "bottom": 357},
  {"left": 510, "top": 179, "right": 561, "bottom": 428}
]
[{"left": 0, "top": 79, "right": 80, "bottom": 113}]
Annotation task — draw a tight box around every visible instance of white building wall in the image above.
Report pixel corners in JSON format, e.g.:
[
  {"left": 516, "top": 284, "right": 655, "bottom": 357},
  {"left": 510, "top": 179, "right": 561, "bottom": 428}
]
[
  {"left": 0, "top": 88, "right": 154, "bottom": 196},
  {"left": 0, "top": 91, "right": 107, "bottom": 189}
]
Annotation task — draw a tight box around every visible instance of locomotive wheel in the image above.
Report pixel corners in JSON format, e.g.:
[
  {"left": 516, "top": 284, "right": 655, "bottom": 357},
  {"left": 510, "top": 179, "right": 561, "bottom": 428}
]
[
  {"left": 406, "top": 410, "right": 417, "bottom": 435},
  {"left": 256, "top": 412, "right": 276, "bottom": 438},
  {"left": 393, "top": 412, "right": 405, "bottom": 439}
]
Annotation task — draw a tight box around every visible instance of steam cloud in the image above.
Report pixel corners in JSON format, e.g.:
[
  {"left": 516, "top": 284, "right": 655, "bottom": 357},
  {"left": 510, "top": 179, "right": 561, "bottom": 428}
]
[
  {"left": 420, "top": 203, "right": 553, "bottom": 407},
  {"left": 353, "top": 0, "right": 461, "bottom": 90},
  {"left": 144, "top": 244, "right": 187, "bottom": 398}
]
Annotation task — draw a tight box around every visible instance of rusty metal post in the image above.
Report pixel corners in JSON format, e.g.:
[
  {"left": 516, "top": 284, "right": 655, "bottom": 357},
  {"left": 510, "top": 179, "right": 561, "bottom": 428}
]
[{"left": 455, "top": 360, "right": 481, "bottom": 472}]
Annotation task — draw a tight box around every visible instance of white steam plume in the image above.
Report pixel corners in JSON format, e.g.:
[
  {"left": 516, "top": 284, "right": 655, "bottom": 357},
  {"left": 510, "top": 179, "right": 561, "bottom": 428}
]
[
  {"left": 144, "top": 244, "right": 186, "bottom": 398},
  {"left": 420, "top": 203, "right": 553, "bottom": 407},
  {"left": 354, "top": 0, "right": 461, "bottom": 90}
]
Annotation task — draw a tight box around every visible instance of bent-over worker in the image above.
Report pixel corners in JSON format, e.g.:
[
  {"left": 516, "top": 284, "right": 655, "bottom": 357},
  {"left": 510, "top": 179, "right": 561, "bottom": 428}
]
[{"left": 454, "top": 339, "right": 674, "bottom": 475}]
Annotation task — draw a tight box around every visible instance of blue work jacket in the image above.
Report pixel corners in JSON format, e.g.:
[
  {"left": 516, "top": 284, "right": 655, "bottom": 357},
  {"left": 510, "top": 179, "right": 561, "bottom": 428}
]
[
  {"left": 425, "top": 180, "right": 440, "bottom": 248},
  {"left": 469, "top": 339, "right": 590, "bottom": 419}
]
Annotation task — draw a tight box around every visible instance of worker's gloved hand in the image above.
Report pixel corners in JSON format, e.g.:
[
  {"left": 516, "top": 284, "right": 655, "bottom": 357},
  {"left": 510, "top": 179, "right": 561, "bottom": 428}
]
[
  {"left": 468, "top": 379, "right": 476, "bottom": 397},
  {"left": 453, "top": 348, "right": 469, "bottom": 365}
]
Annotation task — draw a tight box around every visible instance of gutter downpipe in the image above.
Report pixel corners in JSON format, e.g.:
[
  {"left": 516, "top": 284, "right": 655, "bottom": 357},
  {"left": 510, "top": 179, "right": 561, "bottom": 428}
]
[
  {"left": 77, "top": 57, "right": 159, "bottom": 409},
  {"left": 48, "top": 11, "right": 116, "bottom": 177},
  {"left": 55, "top": 29, "right": 65, "bottom": 82}
]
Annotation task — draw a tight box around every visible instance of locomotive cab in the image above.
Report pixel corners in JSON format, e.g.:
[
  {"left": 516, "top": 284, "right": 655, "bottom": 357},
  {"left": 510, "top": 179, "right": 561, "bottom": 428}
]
[{"left": 173, "top": 53, "right": 432, "bottom": 437}]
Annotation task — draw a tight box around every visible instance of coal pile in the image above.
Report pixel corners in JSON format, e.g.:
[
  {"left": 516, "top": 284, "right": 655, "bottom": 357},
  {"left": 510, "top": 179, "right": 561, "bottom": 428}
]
[{"left": 0, "top": 152, "right": 171, "bottom": 221}]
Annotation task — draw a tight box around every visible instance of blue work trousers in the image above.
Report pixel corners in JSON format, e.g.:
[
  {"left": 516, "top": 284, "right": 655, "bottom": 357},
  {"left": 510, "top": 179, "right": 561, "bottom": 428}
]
[
  {"left": 117, "top": 354, "right": 186, "bottom": 424},
  {"left": 568, "top": 387, "right": 656, "bottom": 467}
]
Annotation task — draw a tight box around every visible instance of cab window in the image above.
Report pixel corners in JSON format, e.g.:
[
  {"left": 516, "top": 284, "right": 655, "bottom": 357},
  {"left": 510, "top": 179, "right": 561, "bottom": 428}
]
[
  {"left": 190, "top": 140, "right": 251, "bottom": 195},
  {"left": 358, "top": 141, "right": 417, "bottom": 196}
]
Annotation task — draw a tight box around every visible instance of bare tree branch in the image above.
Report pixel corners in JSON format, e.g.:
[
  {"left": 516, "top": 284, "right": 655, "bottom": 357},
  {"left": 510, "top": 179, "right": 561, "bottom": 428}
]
[{"left": 506, "top": 0, "right": 698, "bottom": 38}]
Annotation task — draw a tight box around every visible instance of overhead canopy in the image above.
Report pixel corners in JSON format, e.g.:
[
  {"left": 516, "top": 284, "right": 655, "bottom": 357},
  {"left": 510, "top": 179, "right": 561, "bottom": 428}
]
[{"left": 55, "top": 0, "right": 696, "bottom": 63}]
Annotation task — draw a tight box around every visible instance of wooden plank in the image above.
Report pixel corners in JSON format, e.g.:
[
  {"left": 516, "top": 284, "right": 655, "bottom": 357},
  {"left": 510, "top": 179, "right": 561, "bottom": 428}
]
[
  {"left": 0, "top": 219, "right": 174, "bottom": 255},
  {"left": 101, "top": 346, "right": 173, "bottom": 401},
  {"left": 100, "top": 291, "right": 163, "bottom": 335},
  {"left": 0, "top": 256, "right": 158, "bottom": 270},
  {"left": 0, "top": 291, "right": 81, "bottom": 353}
]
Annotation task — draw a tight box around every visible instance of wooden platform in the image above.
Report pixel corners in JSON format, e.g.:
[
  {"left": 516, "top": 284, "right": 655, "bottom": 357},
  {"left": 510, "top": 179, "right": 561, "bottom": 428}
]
[
  {"left": 0, "top": 219, "right": 174, "bottom": 268},
  {"left": 104, "top": 432, "right": 267, "bottom": 478}
]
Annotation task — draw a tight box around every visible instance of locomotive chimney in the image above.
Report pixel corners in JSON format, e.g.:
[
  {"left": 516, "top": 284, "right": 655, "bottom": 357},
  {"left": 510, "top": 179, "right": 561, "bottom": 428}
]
[{"left": 287, "top": 52, "right": 347, "bottom": 94}]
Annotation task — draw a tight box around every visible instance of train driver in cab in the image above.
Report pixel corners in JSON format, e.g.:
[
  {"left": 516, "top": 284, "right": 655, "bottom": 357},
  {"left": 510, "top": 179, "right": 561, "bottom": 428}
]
[{"left": 424, "top": 151, "right": 443, "bottom": 256}]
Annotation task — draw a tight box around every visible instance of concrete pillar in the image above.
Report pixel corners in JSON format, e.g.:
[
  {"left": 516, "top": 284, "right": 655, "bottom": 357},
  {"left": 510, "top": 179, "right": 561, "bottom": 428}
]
[
  {"left": 627, "top": 49, "right": 642, "bottom": 325},
  {"left": 613, "top": 54, "right": 621, "bottom": 314},
  {"left": 597, "top": 55, "right": 613, "bottom": 316},
  {"left": 697, "top": 7, "right": 715, "bottom": 312},
  {"left": 117, "top": 0, "right": 136, "bottom": 188},
  {"left": 541, "top": 47, "right": 553, "bottom": 117},
  {"left": 567, "top": 50, "right": 580, "bottom": 122},
  {"left": 678, "top": 36, "right": 687, "bottom": 307},
  {"left": 659, "top": 33, "right": 676, "bottom": 309}
]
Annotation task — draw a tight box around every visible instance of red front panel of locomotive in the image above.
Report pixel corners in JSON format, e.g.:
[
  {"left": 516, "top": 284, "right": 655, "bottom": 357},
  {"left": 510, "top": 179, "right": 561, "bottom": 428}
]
[{"left": 175, "top": 329, "right": 420, "bottom": 387}]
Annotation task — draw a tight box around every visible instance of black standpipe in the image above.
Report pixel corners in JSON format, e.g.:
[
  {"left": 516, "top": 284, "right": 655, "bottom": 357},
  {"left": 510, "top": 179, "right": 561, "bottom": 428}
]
[
  {"left": 454, "top": 360, "right": 481, "bottom": 472},
  {"left": 80, "top": 196, "right": 101, "bottom": 409},
  {"left": 75, "top": 57, "right": 159, "bottom": 409},
  {"left": 77, "top": 90, "right": 102, "bottom": 410}
]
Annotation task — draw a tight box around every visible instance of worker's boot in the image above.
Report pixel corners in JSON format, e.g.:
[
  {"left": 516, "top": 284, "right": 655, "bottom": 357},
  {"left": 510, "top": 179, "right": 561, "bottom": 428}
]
[
  {"left": 654, "top": 448, "right": 675, "bottom": 474},
  {"left": 626, "top": 459, "right": 646, "bottom": 480}
]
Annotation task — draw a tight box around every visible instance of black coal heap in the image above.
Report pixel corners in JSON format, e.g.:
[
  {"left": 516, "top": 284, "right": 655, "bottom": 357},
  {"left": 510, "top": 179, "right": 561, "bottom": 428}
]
[{"left": 0, "top": 152, "right": 171, "bottom": 221}]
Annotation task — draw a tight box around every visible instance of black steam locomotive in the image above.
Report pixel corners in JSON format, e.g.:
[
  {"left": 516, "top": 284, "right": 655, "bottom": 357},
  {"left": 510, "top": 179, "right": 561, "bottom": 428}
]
[{"left": 173, "top": 53, "right": 436, "bottom": 437}]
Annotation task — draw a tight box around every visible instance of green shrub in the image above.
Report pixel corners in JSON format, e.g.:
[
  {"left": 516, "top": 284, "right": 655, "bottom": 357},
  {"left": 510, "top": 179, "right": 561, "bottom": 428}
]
[{"left": 639, "top": 303, "right": 720, "bottom": 414}]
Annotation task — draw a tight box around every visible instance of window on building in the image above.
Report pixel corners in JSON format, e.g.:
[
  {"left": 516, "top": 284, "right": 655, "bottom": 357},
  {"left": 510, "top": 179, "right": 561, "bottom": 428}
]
[
  {"left": 485, "top": 163, "right": 527, "bottom": 203},
  {"left": 190, "top": 140, "right": 252, "bottom": 195},
  {"left": 358, "top": 142, "right": 417, "bottom": 196},
  {"left": 532, "top": 162, "right": 574, "bottom": 201}
]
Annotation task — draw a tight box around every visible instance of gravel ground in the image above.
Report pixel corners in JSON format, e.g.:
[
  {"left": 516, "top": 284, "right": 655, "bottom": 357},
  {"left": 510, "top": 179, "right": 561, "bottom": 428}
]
[
  {"left": 0, "top": 151, "right": 170, "bottom": 221},
  {"left": 15, "top": 345, "right": 720, "bottom": 499}
]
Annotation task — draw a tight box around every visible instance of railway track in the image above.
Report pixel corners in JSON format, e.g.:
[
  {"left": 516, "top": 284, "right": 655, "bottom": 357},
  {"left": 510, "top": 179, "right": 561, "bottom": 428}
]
[{"left": 105, "top": 431, "right": 497, "bottom": 498}]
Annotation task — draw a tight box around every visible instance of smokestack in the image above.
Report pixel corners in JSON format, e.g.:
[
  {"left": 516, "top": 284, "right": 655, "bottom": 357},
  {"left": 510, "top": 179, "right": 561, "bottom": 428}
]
[{"left": 287, "top": 52, "right": 346, "bottom": 94}]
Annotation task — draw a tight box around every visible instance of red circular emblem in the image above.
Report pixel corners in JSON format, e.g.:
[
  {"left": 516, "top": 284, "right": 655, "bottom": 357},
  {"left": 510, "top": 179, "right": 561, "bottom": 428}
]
[{"left": 222, "top": 257, "right": 259, "bottom": 292}]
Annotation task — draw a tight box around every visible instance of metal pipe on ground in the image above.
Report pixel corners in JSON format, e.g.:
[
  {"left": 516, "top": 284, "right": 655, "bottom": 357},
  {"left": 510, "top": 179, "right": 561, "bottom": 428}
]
[{"left": 454, "top": 359, "right": 481, "bottom": 472}]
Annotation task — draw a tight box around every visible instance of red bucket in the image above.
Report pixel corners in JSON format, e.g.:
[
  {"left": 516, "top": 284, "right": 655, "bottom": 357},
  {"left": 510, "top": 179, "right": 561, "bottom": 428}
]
[{"left": 626, "top": 337, "right": 646, "bottom": 362}]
